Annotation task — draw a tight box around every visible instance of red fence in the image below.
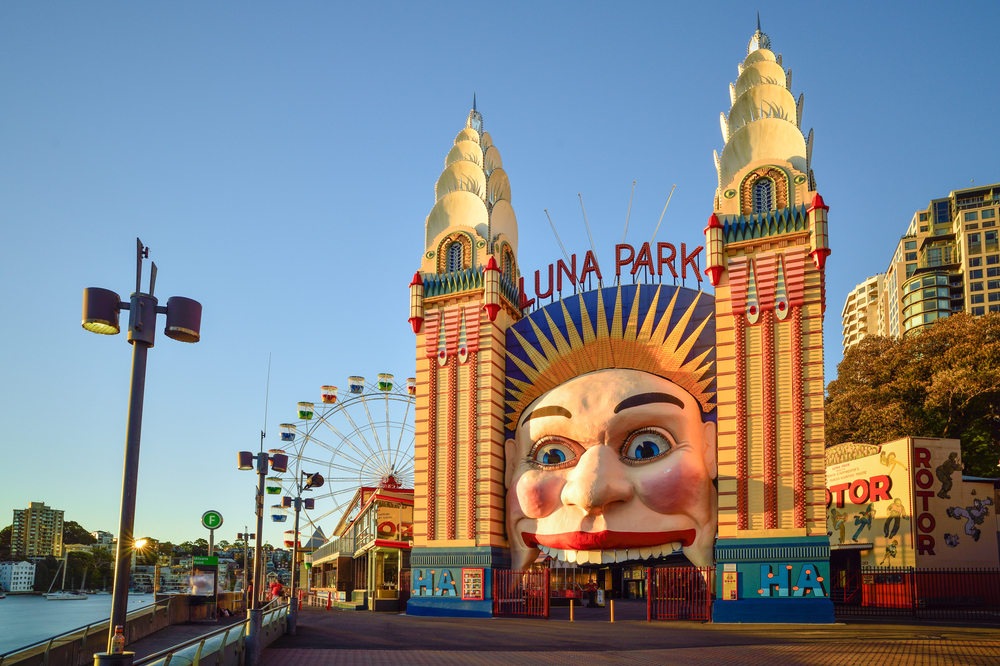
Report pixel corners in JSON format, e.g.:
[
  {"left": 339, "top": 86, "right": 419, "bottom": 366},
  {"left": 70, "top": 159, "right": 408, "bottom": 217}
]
[
  {"left": 832, "top": 567, "right": 1000, "bottom": 621},
  {"left": 647, "top": 566, "right": 714, "bottom": 621},
  {"left": 493, "top": 570, "right": 550, "bottom": 618}
]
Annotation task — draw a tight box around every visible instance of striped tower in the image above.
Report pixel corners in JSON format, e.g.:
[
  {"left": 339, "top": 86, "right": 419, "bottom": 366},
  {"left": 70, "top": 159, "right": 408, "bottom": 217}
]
[
  {"left": 406, "top": 100, "right": 522, "bottom": 617},
  {"left": 705, "top": 21, "right": 834, "bottom": 623}
]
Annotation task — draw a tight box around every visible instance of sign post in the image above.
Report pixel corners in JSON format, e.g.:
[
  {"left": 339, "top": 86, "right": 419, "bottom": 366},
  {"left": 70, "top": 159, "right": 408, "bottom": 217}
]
[
  {"left": 201, "top": 510, "right": 224, "bottom": 556},
  {"left": 199, "top": 511, "right": 223, "bottom": 621}
]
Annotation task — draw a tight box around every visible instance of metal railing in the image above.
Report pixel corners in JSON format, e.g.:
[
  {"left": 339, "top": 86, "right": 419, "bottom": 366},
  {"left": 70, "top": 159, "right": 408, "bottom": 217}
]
[
  {"left": 0, "top": 597, "right": 173, "bottom": 666},
  {"left": 493, "top": 570, "right": 550, "bottom": 618},
  {"left": 647, "top": 566, "right": 714, "bottom": 621},
  {"left": 832, "top": 567, "right": 1000, "bottom": 621},
  {"left": 137, "top": 601, "right": 289, "bottom": 666}
]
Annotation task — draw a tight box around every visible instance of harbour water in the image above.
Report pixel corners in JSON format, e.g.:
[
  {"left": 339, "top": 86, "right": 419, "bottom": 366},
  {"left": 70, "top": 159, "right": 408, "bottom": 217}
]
[{"left": 0, "top": 593, "right": 156, "bottom": 654}]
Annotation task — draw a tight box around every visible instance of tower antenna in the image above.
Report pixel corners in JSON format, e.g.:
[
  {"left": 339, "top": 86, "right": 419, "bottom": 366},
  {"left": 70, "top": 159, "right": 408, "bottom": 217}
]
[
  {"left": 544, "top": 210, "right": 572, "bottom": 265},
  {"left": 579, "top": 193, "right": 602, "bottom": 287},
  {"left": 622, "top": 181, "right": 636, "bottom": 242},
  {"left": 650, "top": 184, "right": 677, "bottom": 245},
  {"left": 260, "top": 353, "right": 271, "bottom": 454}
]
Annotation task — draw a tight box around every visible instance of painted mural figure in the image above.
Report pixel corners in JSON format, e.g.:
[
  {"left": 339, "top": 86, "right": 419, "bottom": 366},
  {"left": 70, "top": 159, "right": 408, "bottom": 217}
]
[
  {"left": 879, "top": 539, "right": 899, "bottom": 566},
  {"left": 830, "top": 508, "right": 848, "bottom": 543},
  {"left": 851, "top": 503, "right": 876, "bottom": 542},
  {"left": 935, "top": 452, "right": 963, "bottom": 500},
  {"left": 882, "top": 498, "right": 909, "bottom": 539},
  {"left": 879, "top": 451, "right": 907, "bottom": 476},
  {"left": 946, "top": 498, "right": 994, "bottom": 542}
]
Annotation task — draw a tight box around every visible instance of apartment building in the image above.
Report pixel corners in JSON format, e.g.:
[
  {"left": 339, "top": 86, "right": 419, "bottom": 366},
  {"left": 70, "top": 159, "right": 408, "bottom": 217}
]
[
  {"left": 11, "top": 502, "right": 64, "bottom": 558},
  {"left": 0, "top": 561, "right": 36, "bottom": 592},
  {"left": 841, "top": 274, "right": 883, "bottom": 352},
  {"left": 843, "top": 183, "right": 1000, "bottom": 350}
]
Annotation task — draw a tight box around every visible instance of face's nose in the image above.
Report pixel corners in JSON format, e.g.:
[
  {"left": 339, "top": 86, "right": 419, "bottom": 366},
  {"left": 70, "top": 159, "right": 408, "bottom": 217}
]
[{"left": 561, "top": 445, "right": 633, "bottom": 516}]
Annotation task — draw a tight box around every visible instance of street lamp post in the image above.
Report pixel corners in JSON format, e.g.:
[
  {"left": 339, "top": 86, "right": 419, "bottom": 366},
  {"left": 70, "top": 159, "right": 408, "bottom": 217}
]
[
  {"left": 82, "top": 239, "right": 201, "bottom": 666},
  {"left": 237, "top": 448, "right": 288, "bottom": 666},
  {"left": 237, "top": 529, "right": 254, "bottom": 602},
  {"left": 282, "top": 472, "right": 323, "bottom": 635}
]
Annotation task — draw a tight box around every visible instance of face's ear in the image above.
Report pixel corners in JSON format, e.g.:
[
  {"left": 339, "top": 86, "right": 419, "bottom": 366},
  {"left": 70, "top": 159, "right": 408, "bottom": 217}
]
[
  {"left": 504, "top": 439, "right": 517, "bottom": 490},
  {"left": 702, "top": 420, "right": 718, "bottom": 479}
]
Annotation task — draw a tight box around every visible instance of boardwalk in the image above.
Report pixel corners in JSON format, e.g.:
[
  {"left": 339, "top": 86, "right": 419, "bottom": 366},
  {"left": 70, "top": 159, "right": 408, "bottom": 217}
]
[{"left": 260, "top": 605, "right": 1000, "bottom": 666}]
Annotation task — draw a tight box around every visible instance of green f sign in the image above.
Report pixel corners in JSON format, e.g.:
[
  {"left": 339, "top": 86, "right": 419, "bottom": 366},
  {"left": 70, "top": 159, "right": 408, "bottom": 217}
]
[{"left": 202, "top": 510, "right": 224, "bottom": 530}]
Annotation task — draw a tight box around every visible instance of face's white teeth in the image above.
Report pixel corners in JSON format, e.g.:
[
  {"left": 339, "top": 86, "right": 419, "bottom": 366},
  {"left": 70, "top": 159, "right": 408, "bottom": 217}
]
[
  {"left": 672, "top": 541, "right": 683, "bottom": 554},
  {"left": 589, "top": 550, "right": 601, "bottom": 564},
  {"left": 639, "top": 546, "right": 653, "bottom": 560},
  {"left": 566, "top": 548, "right": 577, "bottom": 564},
  {"left": 615, "top": 549, "right": 627, "bottom": 563},
  {"left": 538, "top": 545, "right": 552, "bottom": 557},
  {"left": 601, "top": 550, "right": 616, "bottom": 564}
]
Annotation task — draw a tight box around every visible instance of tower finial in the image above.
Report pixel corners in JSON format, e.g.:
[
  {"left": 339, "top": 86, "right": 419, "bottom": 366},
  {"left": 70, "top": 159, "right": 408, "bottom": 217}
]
[
  {"left": 473, "top": 93, "right": 477, "bottom": 112},
  {"left": 756, "top": 11, "right": 760, "bottom": 33}
]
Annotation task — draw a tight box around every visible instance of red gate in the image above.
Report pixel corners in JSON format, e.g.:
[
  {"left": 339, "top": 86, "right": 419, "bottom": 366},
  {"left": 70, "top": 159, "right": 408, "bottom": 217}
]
[
  {"left": 493, "top": 570, "right": 550, "bottom": 618},
  {"left": 647, "top": 566, "right": 714, "bottom": 621},
  {"left": 399, "top": 570, "right": 411, "bottom": 613}
]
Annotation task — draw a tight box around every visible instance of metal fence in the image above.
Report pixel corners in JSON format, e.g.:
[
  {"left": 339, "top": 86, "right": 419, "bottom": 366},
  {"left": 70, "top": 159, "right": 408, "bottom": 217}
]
[
  {"left": 647, "top": 566, "right": 714, "bottom": 621},
  {"left": 832, "top": 567, "right": 1000, "bottom": 621},
  {"left": 493, "top": 570, "right": 550, "bottom": 618}
]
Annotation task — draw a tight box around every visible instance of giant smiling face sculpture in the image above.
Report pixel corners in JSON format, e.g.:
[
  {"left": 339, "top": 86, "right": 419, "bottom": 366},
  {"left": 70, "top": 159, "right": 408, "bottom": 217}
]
[{"left": 505, "top": 368, "right": 718, "bottom": 570}]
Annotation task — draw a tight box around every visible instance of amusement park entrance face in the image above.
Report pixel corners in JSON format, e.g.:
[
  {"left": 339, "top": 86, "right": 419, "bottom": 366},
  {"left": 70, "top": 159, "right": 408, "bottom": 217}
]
[{"left": 505, "top": 368, "right": 718, "bottom": 570}]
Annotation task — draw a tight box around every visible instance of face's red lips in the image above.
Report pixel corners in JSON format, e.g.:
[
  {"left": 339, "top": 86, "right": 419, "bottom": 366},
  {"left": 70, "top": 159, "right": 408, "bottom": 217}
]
[{"left": 522, "top": 530, "right": 696, "bottom": 550}]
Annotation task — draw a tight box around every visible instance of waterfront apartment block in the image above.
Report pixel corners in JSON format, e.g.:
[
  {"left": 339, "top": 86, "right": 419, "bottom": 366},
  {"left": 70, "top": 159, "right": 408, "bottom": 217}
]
[
  {"left": 840, "top": 274, "right": 883, "bottom": 352},
  {"left": 11, "top": 502, "right": 64, "bottom": 558},
  {"left": 90, "top": 530, "right": 114, "bottom": 545},
  {"left": 0, "top": 561, "right": 36, "bottom": 592},
  {"left": 841, "top": 182, "right": 1000, "bottom": 350}
]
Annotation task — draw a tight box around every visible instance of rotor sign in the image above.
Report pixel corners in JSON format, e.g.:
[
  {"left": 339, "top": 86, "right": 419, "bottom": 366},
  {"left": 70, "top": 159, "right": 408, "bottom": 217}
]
[{"left": 201, "top": 510, "right": 224, "bottom": 530}]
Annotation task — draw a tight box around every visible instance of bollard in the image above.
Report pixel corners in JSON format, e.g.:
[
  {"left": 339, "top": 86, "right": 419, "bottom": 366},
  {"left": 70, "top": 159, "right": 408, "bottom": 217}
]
[
  {"left": 569, "top": 598, "right": 574, "bottom": 622},
  {"left": 610, "top": 599, "right": 615, "bottom": 623},
  {"left": 327, "top": 591, "right": 331, "bottom": 610}
]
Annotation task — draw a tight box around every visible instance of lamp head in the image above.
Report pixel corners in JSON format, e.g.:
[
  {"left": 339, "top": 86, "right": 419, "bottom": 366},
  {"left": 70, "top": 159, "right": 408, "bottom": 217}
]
[
  {"left": 164, "top": 296, "right": 202, "bottom": 343},
  {"left": 282, "top": 496, "right": 292, "bottom": 508},
  {"left": 303, "top": 498, "right": 314, "bottom": 510},
  {"left": 82, "top": 288, "right": 122, "bottom": 335},
  {"left": 237, "top": 451, "right": 255, "bottom": 470},
  {"left": 270, "top": 453, "right": 289, "bottom": 473}
]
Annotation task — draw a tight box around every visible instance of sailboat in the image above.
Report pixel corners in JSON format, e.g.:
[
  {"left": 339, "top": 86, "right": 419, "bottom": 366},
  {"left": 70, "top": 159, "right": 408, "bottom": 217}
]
[{"left": 45, "top": 558, "right": 88, "bottom": 600}]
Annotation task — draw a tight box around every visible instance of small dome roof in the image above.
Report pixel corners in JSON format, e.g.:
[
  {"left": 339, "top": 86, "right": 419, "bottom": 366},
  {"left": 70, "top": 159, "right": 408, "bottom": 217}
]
[
  {"left": 728, "top": 84, "right": 797, "bottom": 135},
  {"left": 744, "top": 49, "right": 776, "bottom": 67},
  {"left": 455, "top": 128, "right": 480, "bottom": 144},
  {"left": 487, "top": 168, "right": 511, "bottom": 207},
  {"left": 426, "top": 190, "right": 489, "bottom": 248},
  {"left": 480, "top": 132, "right": 493, "bottom": 151},
  {"left": 484, "top": 145, "right": 503, "bottom": 176},
  {"left": 436, "top": 160, "right": 487, "bottom": 202},
  {"left": 446, "top": 140, "right": 484, "bottom": 168},
  {"left": 490, "top": 199, "right": 518, "bottom": 254},
  {"left": 735, "top": 60, "right": 787, "bottom": 97},
  {"left": 719, "top": 118, "right": 807, "bottom": 189}
]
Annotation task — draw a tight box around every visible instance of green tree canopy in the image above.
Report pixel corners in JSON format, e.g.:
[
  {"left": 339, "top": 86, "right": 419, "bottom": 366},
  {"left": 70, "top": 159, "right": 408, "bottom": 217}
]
[
  {"left": 826, "top": 312, "right": 1000, "bottom": 477},
  {"left": 63, "top": 521, "right": 97, "bottom": 545}
]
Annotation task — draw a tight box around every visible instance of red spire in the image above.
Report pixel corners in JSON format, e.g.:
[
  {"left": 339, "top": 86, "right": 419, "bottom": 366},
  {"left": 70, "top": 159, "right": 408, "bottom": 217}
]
[
  {"left": 703, "top": 213, "right": 723, "bottom": 233},
  {"left": 409, "top": 271, "right": 422, "bottom": 286},
  {"left": 706, "top": 265, "right": 724, "bottom": 286},
  {"left": 483, "top": 256, "right": 500, "bottom": 273},
  {"left": 807, "top": 192, "right": 829, "bottom": 213}
]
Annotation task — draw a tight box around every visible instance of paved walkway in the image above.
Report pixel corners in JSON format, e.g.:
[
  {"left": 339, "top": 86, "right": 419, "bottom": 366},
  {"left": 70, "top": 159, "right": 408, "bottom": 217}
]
[{"left": 259, "top": 606, "right": 1000, "bottom": 665}]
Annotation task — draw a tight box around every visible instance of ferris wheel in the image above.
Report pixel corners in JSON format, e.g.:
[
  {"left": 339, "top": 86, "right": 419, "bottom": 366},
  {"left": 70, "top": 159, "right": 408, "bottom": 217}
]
[{"left": 269, "top": 373, "right": 417, "bottom": 539}]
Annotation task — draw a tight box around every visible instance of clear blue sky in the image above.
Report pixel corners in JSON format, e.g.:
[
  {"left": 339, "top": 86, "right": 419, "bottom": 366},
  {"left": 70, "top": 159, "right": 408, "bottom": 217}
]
[{"left": 2, "top": 1, "right": 998, "bottom": 546}]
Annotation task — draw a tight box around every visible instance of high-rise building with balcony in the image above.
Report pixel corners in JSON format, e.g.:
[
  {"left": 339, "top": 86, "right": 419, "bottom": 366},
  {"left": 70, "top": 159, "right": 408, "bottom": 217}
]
[
  {"left": 11, "top": 502, "right": 64, "bottom": 558},
  {"left": 841, "top": 274, "right": 883, "bottom": 352},
  {"left": 843, "top": 183, "right": 1000, "bottom": 350}
]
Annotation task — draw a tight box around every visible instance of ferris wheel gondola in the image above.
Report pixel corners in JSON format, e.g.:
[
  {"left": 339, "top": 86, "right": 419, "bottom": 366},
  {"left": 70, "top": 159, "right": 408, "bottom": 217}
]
[{"left": 278, "top": 374, "right": 416, "bottom": 537}]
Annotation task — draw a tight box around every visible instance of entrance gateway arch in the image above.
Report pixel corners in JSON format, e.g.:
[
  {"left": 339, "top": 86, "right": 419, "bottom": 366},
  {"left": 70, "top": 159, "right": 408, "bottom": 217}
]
[{"left": 405, "top": 21, "right": 833, "bottom": 624}]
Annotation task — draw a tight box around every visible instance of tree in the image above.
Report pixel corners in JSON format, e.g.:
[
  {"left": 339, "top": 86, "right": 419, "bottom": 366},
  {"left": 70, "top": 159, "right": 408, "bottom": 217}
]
[
  {"left": 63, "top": 521, "right": 97, "bottom": 545},
  {"left": 0, "top": 525, "right": 11, "bottom": 561},
  {"left": 826, "top": 312, "right": 1000, "bottom": 476}
]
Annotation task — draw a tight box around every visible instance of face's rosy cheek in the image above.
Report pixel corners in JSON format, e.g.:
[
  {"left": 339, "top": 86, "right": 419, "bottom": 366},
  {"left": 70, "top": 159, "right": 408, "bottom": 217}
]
[
  {"left": 636, "top": 457, "right": 710, "bottom": 516},
  {"left": 515, "top": 471, "right": 566, "bottom": 519}
]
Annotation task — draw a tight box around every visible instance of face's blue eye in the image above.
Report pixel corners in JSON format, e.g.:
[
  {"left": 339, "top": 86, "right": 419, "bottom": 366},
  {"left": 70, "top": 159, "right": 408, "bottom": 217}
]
[
  {"left": 532, "top": 441, "right": 576, "bottom": 467},
  {"left": 622, "top": 431, "right": 672, "bottom": 462}
]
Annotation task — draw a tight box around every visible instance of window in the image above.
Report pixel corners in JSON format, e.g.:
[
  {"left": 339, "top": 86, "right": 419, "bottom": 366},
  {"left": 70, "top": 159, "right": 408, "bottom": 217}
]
[
  {"left": 971, "top": 294, "right": 984, "bottom": 304},
  {"left": 991, "top": 305, "right": 1000, "bottom": 313},
  {"left": 446, "top": 242, "right": 463, "bottom": 272},
  {"left": 971, "top": 282, "right": 984, "bottom": 292},
  {"left": 966, "top": 223, "right": 980, "bottom": 230},
  {"left": 988, "top": 255, "right": 999, "bottom": 265},
  {"left": 970, "top": 269, "right": 983, "bottom": 279},
  {"left": 905, "top": 252, "right": 917, "bottom": 261},
  {"left": 982, "top": 209, "right": 996, "bottom": 219},
  {"left": 971, "top": 257, "right": 983, "bottom": 267},
  {"left": 965, "top": 211, "right": 979, "bottom": 221},
  {"left": 969, "top": 233, "right": 982, "bottom": 254},
  {"left": 989, "top": 280, "right": 1000, "bottom": 290},
  {"left": 906, "top": 264, "right": 917, "bottom": 277},
  {"left": 986, "top": 231, "right": 998, "bottom": 253},
  {"left": 920, "top": 225, "right": 929, "bottom": 232},
  {"left": 972, "top": 306, "right": 986, "bottom": 315},
  {"left": 752, "top": 178, "right": 773, "bottom": 214},
  {"left": 905, "top": 240, "right": 917, "bottom": 250},
  {"left": 920, "top": 213, "right": 929, "bottom": 222},
  {"left": 989, "top": 268, "right": 1000, "bottom": 278},
  {"left": 990, "top": 292, "right": 1000, "bottom": 302}
]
